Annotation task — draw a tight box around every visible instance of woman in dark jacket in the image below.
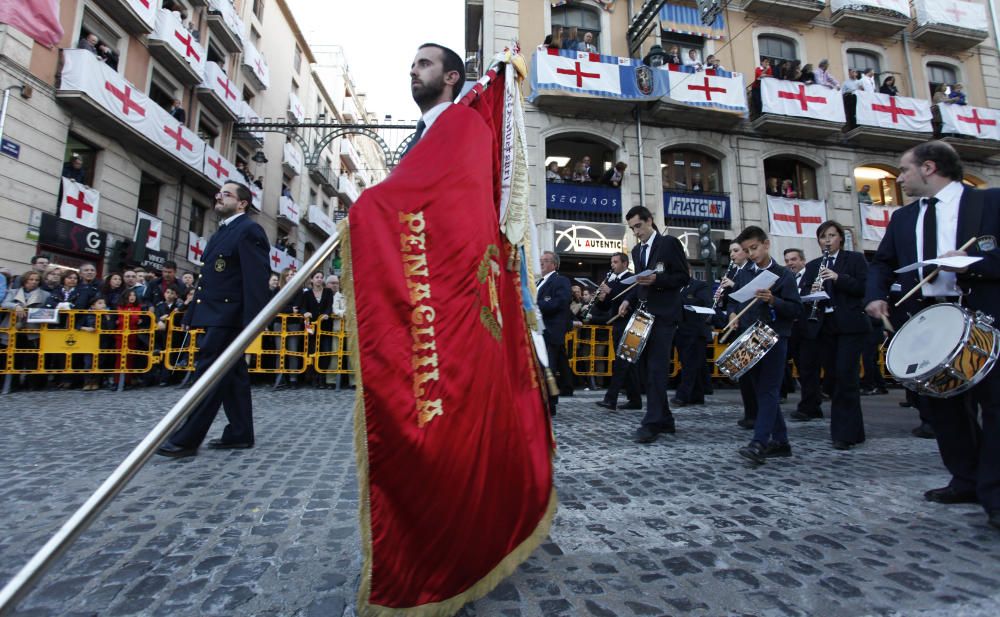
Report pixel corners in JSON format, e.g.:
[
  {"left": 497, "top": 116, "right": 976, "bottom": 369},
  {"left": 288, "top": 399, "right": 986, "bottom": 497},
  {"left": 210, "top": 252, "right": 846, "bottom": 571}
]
[
  {"left": 879, "top": 76, "right": 898, "bottom": 96},
  {"left": 298, "top": 271, "right": 334, "bottom": 388}
]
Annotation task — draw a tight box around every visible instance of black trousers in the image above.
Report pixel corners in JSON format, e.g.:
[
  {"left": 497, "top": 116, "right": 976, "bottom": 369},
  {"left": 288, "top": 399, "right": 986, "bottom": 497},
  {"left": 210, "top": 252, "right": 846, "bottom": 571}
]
[
  {"left": 604, "top": 320, "right": 641, "bottom": 405},
  {"left": 926, "top": 367, "right": 1000, "bottom": 512},
  {"left": 782, "top": 329, "right": 801, "bottom": 395},
  {"left": 639, "top": 321, "right": 677, "bottom": 431},
  {"left": 169, "top": 326, "right": 254, "bottom": 447},
  {"left": 797, "top": 327, "right": 829, "bottom": 418},
  {"left": 817, "top": 319, "right": 867, "bottom": 444},
  {"left": 674, "top": 330, "right": 707, "bottom": 403},
  {"left": 545, "top": 337, "right": 568, "bottom": 407}
]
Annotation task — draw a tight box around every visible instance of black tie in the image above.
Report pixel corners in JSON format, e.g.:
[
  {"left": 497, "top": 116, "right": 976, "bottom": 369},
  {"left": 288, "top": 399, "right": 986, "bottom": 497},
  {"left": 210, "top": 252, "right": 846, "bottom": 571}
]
[
  {"left": 402, "top": 120, "right": 426, "bottom": 159},
  {"left": 923, "top": 197, "right": 939, "bottom": 277},
  {"left": 639, "top": 243, "right": 648, "bottom": 270}
]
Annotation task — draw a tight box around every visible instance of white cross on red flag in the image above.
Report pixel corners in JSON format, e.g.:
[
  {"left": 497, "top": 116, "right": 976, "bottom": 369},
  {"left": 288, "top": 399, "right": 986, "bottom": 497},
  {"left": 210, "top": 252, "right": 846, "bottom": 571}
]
[
  {"left": 767, "top": 196, "right": 826, "bottom": 238},
  {"left": 188, "top": 230, "right": 205, "bottom": 265},
  {"left": 60, "top": 177, "right": 100, "bottom": 228},
  {"left": 761, "top": 79, "right": 846, "bottom": 123},
  {"left": 136, "top": 211, "right": 163, "bottom": 251},
  {"left": 861, "top": 203, "right": 897, "bottom": 242}
]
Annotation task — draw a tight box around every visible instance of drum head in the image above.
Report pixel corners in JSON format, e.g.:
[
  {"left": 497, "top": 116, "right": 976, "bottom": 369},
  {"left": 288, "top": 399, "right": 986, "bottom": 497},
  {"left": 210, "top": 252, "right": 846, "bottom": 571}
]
[{"left": 887, "top": 304, "right": 967, "bottom": 377}]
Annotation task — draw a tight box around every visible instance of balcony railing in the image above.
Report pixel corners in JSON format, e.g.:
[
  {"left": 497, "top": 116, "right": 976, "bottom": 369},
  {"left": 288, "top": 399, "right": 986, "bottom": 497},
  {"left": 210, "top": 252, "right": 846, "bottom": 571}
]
[
  {"left": 546, "top": 182, "right": 622, "bottom": 224},
  {"left": 241, "top": 39, "right": 270, "bottom": 90},
  {"left": 749, "top": 78, "right": 846, "bottom": 139},
  {"left": 741, "top": 0, "right": 825, "bottom": 21},
  {"left": 195, "top": 61, "right": 241, "bottom": 120},
  {"left": 93, "top": 0, "right": 157, "bottom": 35},
  {"left": 278, "top": 196, "right": 301, "bottom": 225},
  {"left": 206, "top": 0, "right": 244, "bottom": 53},
  {"left": 148, "top": 9, "right": 206, "bottom": 85},
  {"left": 338, "top": 175, "right": 360, "bottom": 204},
  {"left": 340, "top": 140, "right": 362, "bottom": 172},
  {"left": 829, "top": 0, "right": 911, "bottom": 36},
  {"left": 305, "top": 205, "right": 335, "bottom": 237},
  {"left": 842, "top": 91, "right": 933, "bottom": 150},
  {"left": 282, "top": 142, "right": 303, "bottom": 176},
  {"left": 912, "top": 0, "right": 988, "bottom": 50}
]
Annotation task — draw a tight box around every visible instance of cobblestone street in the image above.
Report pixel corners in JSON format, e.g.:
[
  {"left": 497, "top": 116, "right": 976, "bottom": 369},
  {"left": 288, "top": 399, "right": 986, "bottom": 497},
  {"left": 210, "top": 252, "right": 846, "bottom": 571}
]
[{"left": 2, "top": 384, "right": 999, "bottom": 616}]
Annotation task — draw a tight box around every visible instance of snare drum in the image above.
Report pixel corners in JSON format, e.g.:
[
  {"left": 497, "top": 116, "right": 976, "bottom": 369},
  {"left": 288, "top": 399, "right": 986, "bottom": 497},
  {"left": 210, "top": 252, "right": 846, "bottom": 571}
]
[
  {"left": 885, "top": 303, "right": 999, "bottom": 398},
  {"left": 715, "top": 321, "right": 779, "bottom": 380},
  {"left": 616, "top": 309, "right": 654, "bottom": 363}
]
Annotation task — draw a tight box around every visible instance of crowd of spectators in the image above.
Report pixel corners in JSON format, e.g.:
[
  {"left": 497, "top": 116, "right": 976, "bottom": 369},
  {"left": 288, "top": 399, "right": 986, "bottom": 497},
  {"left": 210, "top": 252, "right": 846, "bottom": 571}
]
[
  {"left": 543, "top": 26, "right": 598, "bottom": 53},
  {"left": 546, "top": 157, "right": 629, "bottom": 187},
  {"left": 766, "top": 176, "right": 799, "bottom": 199},
  {"left": 76, "top": 32, "right": 119, "bottom": 70}
]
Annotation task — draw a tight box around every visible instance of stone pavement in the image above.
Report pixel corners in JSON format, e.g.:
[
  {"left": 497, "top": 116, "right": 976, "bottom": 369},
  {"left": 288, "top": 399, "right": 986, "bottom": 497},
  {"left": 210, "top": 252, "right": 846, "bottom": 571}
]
[{"left": 1, "top": 384, "right": 999, "bottom": 616}]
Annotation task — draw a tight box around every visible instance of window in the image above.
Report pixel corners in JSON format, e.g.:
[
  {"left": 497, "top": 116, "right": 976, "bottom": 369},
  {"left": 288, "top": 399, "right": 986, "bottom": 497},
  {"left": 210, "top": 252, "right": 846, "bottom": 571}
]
[
  {"left": 758, "top": 34, "right": 797, "bottom": 68},
  {"left": 927, "top": 62, "right": 958, "bottom": 99},
  {"left": 149, "top": 69, "right": 180, "bottom": 114},
  {"left": 661, "top": 149, "right": 723, "bottom": 194},
  {"left": 253, "top": 0, "right": 265, "bottom": 21},
  {"left": 764, "top": 157, "right": 818, "bottom": 201},
  {"left": 78, "top": 9, "right": 122, "bottom": 72},
  {"left": 137, "top": 173, "right": 161, "bottom": 216},
  {"left": 189, "top": 199, "right": 208, "bottom": 235},
  {"left": 294, "top": 44, "right": 303, "bottom": 74},
  {"left": 551, "top": 4, "right": 601, "bottom": 49},
  {"left": 853, "top": 166, "right": 901, "bottom": 206},
  {"left": 197, "top": 112, "right": 220, "bottom": 149},
  {"left": 660, "top": 33, "right": 704, "bottom": 66},
  {"left": 242, "top": 87, "right": 255, "bottom": 105},
  {"left": 309, "top": 188, "right": 318, "bottom": 205},
  {"left": 544, "top": 136, "right": 619, "bottom": 224},
  {"left": 206, "top": 42, "right": 225, "bottom": 65},
  {"left": 847, "top": 49, "right": 880, "bottom": 83},
  {"left": 63, "top": 134, "right": 98, "bottom": 187}
]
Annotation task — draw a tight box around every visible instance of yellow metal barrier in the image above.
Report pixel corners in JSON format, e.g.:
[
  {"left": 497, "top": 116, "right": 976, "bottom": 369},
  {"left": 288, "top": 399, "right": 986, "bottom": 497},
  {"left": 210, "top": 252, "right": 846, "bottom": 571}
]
[
  {"left": 312, "top": 315, "right": 352, "bottom": 374},
  {"left": 245, "top": 313, "right": 310, "bottom": 374},
  {"left": 0, "top": 308, "right": 156, "bottom": 374},
  {"left": 162, "top": 312, "right": 202, "bottom": 371},
  {"left": 565, "top": 325, "right": 613, "bottom": 378}
]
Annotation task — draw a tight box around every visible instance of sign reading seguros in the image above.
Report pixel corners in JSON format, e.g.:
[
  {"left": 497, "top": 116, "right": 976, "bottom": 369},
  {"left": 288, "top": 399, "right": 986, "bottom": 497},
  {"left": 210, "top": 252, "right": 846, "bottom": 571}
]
[{"left": 553, "top": 222, "right": 626, "bottom": 255}]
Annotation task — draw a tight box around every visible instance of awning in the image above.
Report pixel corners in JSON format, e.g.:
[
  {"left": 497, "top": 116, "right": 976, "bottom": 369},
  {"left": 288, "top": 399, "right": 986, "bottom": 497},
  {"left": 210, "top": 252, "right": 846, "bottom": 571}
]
[{"left": 660, "top": 2, "right": 725, "bottom": 40}]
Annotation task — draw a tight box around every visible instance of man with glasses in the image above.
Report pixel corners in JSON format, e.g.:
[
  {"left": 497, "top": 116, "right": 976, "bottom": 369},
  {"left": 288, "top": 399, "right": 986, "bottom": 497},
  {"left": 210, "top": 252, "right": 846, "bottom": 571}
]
[
  {"left": 157, "top": 181, "right": 270, "bottom": 458},
  {"left": 537, "top": 250, "right": 573, "bottom": 415}
]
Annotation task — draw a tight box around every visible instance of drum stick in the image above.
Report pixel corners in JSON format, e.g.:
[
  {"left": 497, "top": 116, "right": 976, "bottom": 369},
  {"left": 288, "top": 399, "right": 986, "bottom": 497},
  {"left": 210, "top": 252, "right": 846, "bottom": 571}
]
[
  {"left": 880, "top": 314, "right": 894, "bottom": 334},
  {"left": 718, "top": 298, "right": 760, "bottom": 344},
  {"left": 894, "top": 236, "right": 978, "bottom": 307},
  {"left": 611, "top": 281, "right": 638, "bottom": 301}
]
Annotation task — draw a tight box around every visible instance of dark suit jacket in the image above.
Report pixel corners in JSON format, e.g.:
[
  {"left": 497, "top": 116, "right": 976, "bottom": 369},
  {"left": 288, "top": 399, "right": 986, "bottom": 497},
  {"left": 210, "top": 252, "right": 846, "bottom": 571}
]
[
  {"left": 298, "top": 287, "right": 333, "bottom": 319},
  {"left": 729, "top": 260, "right": 803, "bottom": 337},
  {"left": 189, "top": 213, "right": 270, "bottom": 328},
  {"left": 800, "top": 250, "right": 871, "bottom": 336},
  {"left": 678, "top": 279, "right": 713, "bottom": 339},
  {"left": 865, "top": 186, "right": 1000, "bottom": 322},
  {"left": 537, "top": 271, "right": 573, "bottom": 346},
  {"left": 595, "top": 273, "right": 634, "bottom": 324},
  {"left": 625, "top": 232, "right": 690, "bottom": 324}
]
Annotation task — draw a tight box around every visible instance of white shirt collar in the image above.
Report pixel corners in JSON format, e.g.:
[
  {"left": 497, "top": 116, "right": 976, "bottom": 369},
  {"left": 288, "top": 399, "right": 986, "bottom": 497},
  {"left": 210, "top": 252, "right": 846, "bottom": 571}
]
[
  {"left": 221, "top": 211, "right": 244, "bottom": 227},
  {"left": 931, "top": 181, "right": 964, "bottom": 206},
  {"left": 420, "top": 102, "right": 452, "bottom": 136}
]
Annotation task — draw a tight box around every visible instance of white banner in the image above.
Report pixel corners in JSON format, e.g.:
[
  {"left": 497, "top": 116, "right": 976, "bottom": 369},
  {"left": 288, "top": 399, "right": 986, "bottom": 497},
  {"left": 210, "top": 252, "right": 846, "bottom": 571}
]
[
  {"left": 831, "top": 0, "right": 909, "bottom": 15},
  {"left": 60, "top": 178, "right": 100, "bottom": 229},
  {"left": 288, "top": 91, "right": 305, "bottom": 122},
  {"left": 855, "top": 91, "right": 932, "bottom": 132},
  {"left": 278, "top": 196, "right": 301, "bottom": 225},
  {"left": 202, "top": 145, "right": 240, "bottom": 187},
  {"left": 150, "top": 118, "right": 205, "bottom": 170},
  {"left": 202, "top": 61, "right": 241, "bottom": 116},
  {"left": 761, "top": 79, "right": 846, "bottom": 123},
  {"left": 136, "top": 211, "right": 163, "bottom": 251},
  {"left": 667, "top": 68, "right": 747, "bottom": 111},
  {"left": 241, "top": 39, "right": 270, "bottom": 89},
  {"left": 767, "top": 196, "right": 826, "bottom": 238},
  {"left": 269, "top": 246, "right": 294, "bottom": 273},
  {"left": 915, "top": 0, "right": 986, "bottom": 28},
  {"left": 939, "top": 104, "right": 1000, "bottom": 140},
  {"left": 130, "top": 0, "right": 158, "bottom": 31},
  {"left": 188, "top": 231, "right": 205, "bottom": 265},
  {"left": 536, "top": 51, "right": 622, "bottom": 94},
  {"left": 152, "top": 8, "right": 206, "bottom": 79},
  {"left": 250, "top": 183, "right": 262, "bottom": 211},
  {"left": 283, "top": 141, "right": 303, "bottom": 175},
  {"left": 238, "top": 101, "right": 265, "bottom": 141},
  {"left": 306, "top": 205, "right": 336, "bottom": 236},
  {"left": 207, "top": 0, "right": 246, "bottom": 41},
  {"left": 861, "top": 203, "right": 898, "bottom": 242}
]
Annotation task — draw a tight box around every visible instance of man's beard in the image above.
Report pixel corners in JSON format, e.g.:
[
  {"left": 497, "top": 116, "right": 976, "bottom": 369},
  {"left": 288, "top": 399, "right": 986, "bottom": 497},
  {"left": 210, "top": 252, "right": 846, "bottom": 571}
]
[{"left": 412, "top": 74, "right": 446, "bottom": 107}]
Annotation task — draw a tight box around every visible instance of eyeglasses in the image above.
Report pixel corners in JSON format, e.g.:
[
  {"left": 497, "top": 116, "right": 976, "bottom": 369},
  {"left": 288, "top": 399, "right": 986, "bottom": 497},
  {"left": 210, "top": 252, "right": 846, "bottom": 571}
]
[{"left": 215, "top": 191, "right": 236, "bottom": 199}]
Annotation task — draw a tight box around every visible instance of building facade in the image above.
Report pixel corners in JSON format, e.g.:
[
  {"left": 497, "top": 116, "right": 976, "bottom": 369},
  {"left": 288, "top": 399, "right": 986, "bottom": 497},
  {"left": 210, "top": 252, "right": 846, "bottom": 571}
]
[
  {"left": 0, "top": 0, "right": 377, "bottom": 277},
  {"left": 466, "top": 0, "right": 1000, "bottom": 281}
]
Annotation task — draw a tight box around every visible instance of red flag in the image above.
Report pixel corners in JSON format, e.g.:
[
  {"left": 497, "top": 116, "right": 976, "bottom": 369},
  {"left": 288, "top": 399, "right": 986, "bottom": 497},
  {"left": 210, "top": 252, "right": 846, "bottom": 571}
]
[
  {"left": 345, "top": 67, "right": 555, "bottom": 616},
  {"left": 0, "top": 0, "right": 63, "bottom": 48}
]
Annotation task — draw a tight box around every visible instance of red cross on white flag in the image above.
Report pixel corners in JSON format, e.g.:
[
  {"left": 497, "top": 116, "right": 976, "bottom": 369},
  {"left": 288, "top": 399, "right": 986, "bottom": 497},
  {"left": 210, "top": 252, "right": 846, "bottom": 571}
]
[
  {"left": 767, "top": 196, "right": 826, "bottom": 238},
  {"left": 60, "top": 178, "right": 100, "bottom": 228},
  {"left": 536, "top": 50, "right": 622, "bottom": 94},
  {"left": 136, "top": 211, "right": 163, "bottom": 251},
  {"left": 188, "top": 231, "right": 205, "bottom": 265},
  {"left": 761, "top": 79, "right": 846, "bottom": 123},
  {"left": 861, "top": 203, "right": 897, "bottom": 242},
  {"left": 855, "top": 91, "right": 932, "bottom": 133}
]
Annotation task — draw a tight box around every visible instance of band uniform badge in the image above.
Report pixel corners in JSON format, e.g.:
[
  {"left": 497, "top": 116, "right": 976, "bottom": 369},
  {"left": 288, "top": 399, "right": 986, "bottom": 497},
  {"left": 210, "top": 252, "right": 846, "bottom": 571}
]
[
  {"left": 655, "top": 262, "right": 664, "bottom": 273},
  {"left": 214, "top": 257, "right": 226, "bottom": 272},
  {"left": 977, "top": 235, "right": 997, "bottom": 252}
]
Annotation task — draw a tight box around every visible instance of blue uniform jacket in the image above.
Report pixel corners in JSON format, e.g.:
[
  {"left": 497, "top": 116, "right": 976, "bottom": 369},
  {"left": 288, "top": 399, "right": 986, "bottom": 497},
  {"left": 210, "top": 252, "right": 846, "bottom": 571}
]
[{"left": 189, "top": 213, "right": 270, "bottom": 328}]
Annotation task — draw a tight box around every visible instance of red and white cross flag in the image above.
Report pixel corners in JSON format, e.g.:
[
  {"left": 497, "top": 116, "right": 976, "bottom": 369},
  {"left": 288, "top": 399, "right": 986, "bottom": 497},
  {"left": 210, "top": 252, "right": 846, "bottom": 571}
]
[
  {"left": 767, "top": 196, "right": 826, "bottom": 238},
  {"left": 761, "top": 79, "right": 846, "bottom": 123},
  {"left": 136, "top": 211, "right": 163, "bottom": 251},
  {"left": 938, "top": 104, "right": 1000, "bottom": 141},
  {"left": 187, "top": 231, "right": 205, "bottom": 265},
  {"left": 60, "top": 178, "right": 100, "bottom": 228},
  {"left": 203, "top": 144, "right": 240, "bottom": 188},
  {"left": 861, "top": 203, "right": 898, "bottom": 242},
  {"left": 268, "top": 246, "right": 292, "bottom": 273},
  {"left": 855, "top": 91, "right": 932, "bottom": 133},
  {"left": 535, "top": 49, "right": 621, "bottom": 93},
  {"left": 667, "top": 68, "right": 747, "bottom": 110}
]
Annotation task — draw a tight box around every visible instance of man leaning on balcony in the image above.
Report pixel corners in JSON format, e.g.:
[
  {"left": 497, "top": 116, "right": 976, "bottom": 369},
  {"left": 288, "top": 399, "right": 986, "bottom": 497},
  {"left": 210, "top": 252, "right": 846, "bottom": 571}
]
[{"left": 814, "top": 60, "right": 840, "bottom": 90}]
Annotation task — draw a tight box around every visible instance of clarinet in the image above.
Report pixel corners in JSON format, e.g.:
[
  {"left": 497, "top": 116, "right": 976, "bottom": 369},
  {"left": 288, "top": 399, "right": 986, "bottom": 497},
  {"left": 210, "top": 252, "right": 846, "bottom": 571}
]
[
  {"left": 807, "top": 249, "right": 831, "bottom": 322},
  {"left": 581, "top": 270, "right": 613, "bottom": 322},
  {"left": 711, "top": 262, "right": 738, "bottom": 310}
]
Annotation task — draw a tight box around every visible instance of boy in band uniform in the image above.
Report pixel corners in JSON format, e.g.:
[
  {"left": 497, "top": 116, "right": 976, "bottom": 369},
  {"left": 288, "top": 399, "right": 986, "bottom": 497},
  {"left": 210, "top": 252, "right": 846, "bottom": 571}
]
[{"left": 728, "top": 226, "right": 803, "bottom": 464}]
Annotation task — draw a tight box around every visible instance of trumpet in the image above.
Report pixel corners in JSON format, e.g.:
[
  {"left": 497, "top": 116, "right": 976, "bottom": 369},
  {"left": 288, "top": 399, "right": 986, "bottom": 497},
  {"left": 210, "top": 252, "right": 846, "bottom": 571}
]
[
  {"left": 581, "top": 270, "right": 613, "bottom": 322},
  {"left": 807, "top": 249, "right": 831, "bottom": 322},
  {"left": 711, "top": 262, "right": 738, "bottom": 310}
]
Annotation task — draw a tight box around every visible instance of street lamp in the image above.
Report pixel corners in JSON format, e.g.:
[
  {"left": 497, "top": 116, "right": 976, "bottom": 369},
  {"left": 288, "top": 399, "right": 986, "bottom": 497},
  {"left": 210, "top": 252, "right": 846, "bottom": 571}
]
[{"left": 251, "top": 150, "right": 268, "bottom": 164}]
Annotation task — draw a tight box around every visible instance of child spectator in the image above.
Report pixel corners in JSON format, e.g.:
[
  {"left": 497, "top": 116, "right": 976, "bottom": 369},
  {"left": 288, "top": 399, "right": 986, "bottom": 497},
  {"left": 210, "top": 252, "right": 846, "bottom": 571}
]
[{"left": 78, "top": 295, "right": 109, "bottom": 391}]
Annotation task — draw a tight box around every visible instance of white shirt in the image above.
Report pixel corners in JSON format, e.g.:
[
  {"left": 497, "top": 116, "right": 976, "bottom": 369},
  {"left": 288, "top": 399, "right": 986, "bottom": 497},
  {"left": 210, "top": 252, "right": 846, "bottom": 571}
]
[
  {"left": 860, "top": 74, "right": 876, "bottom": 92},
  {"left": 915, "top": 181, "right": 963, "bottom": 297},
  {"left": 221, "top": 211, "right": 244, "bottom": 227},
  {"left": 420, "top": 102, "right": 452, "bottom": 138},
  {"left": 537, "top": 271, "right": 555, "bottom": 292}
]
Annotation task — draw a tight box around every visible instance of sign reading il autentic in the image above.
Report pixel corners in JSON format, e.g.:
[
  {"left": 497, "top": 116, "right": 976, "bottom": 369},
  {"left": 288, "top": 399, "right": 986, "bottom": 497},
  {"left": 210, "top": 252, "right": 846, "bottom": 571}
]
[
  {"left": 663, "top": 190, "right": 731, "bottom": 223},
  {"left": 553, "top": 222, "right": 626, "bottom": 255}
]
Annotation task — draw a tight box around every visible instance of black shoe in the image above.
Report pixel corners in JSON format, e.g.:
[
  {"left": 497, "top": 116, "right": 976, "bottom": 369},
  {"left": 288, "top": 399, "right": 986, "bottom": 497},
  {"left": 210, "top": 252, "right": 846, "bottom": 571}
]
[
  {"left": 737, "top": 418, "right": 755, "bottom": 430},
  {"left": 790, "top": 411, "right": 822, "bottom": 422},
  {"left": 764, "top": 442, "right": 792, "bottom": 458},
  {"left": 860, "top": 388, "right": 877, "bottom": 396},
  {"left": 738, "top": 441, "right": 766, "bottom": 465},
  {"left": 596, "top": 400, "right": 617, "bottom": 411},
  {"left": 924, "top": 486, "right": 978, "bottom": 504},
  {"left": 207, "top": 438, "right": 253, "bottom": 450},
  {"left": 875, "top": 387, "right": 889, "bottom": 395},
  {"left": 911, "top": 423, "right": 936, "bottom": 439},
  {"left": 832, "top": 440, "right": 852, "bottom": 450},
  {"left": 988, "top": 511, "right": 1000, "bottom": 530},
  {"left": 623, "top": 400, "right": 643, "bottom": 410},
  {"left": 669, "top": 398, "right": 687, "bottom": 407},
  {"left": 156, "top": 442, "right": 197, "bottom": 458},
  {"left": 658, "top": 425, "right": 676, "bottom": 435},
  {"left": 898, "top": 400, "right": 913, "bottom": 408},
  {"left": 633, "top": 427, "right": 658, "bottom": 444}
]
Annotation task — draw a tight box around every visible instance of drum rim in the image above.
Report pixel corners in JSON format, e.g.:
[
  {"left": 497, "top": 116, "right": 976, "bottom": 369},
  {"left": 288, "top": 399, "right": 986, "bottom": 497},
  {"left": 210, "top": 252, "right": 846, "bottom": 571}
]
[
  {"left": 885, "top": 303, "right": 972, "bottom": 381},
  {"left": 715, "top": 320, "right": 778, "bottom": 379}
]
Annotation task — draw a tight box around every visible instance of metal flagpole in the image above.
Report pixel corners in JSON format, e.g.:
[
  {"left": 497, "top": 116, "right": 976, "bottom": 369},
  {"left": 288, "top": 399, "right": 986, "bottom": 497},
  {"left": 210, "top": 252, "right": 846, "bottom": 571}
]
[{"left": 0, "top": 227, "right": 342, "bottom": 616}]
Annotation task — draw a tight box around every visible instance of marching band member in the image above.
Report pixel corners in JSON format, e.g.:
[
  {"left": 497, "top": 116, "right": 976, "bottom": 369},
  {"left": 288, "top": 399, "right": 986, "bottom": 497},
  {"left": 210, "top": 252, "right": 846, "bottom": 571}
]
[
  {"left": 781, "top": 248, "right": 807, "bottom": 400},
  {"left": 865, "top": 141, "right": 1000, "bottom": 531},
  {"left": 795, "top": 221, "right": 870, "bottom": 451},
  {"left": 671, "top": 265, "right": 712, "bottom": 407},
  {"left": 720, "top": 243, "right": 757, "bottom": 428},
  {"left": 595, "top": 252, "right": 642, "bottom": 411},
  {"left": 618, "top": 206, "right": 689, "bottom": 443},
  {"left": 728, "top": 226, "right": 803, "bottom": 465}
]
